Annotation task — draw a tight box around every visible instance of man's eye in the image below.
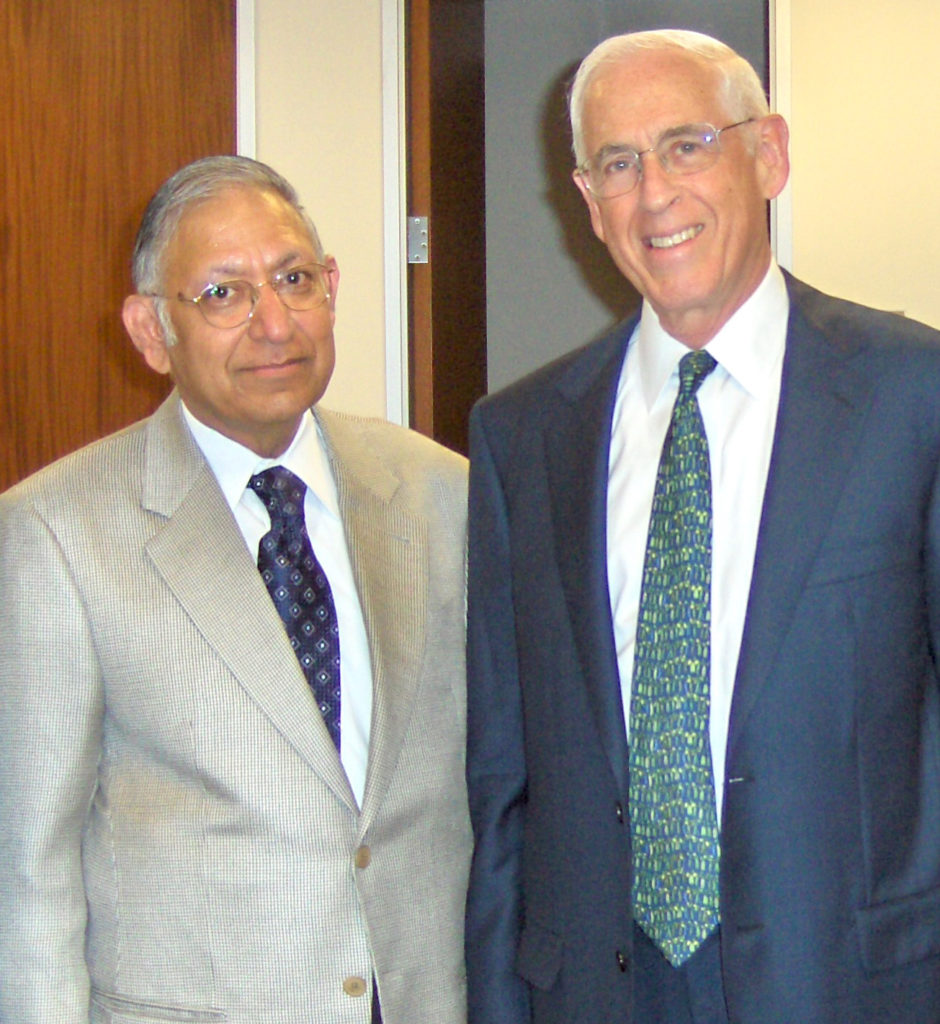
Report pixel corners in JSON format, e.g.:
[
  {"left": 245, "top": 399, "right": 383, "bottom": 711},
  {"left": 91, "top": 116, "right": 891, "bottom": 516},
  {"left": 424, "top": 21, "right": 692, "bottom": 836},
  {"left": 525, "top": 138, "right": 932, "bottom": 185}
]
[
  {"left": 279, "top": 268, "right": 316, "bottom": 293},
  {"left": 665, "top": 136, "right": 709, "bottom": 164},
  {"left": 201, "top": 283, "right": 242, "bottom": 308},
  {"left": 601, "top": 154, "right": 636, "bottom": 178}
]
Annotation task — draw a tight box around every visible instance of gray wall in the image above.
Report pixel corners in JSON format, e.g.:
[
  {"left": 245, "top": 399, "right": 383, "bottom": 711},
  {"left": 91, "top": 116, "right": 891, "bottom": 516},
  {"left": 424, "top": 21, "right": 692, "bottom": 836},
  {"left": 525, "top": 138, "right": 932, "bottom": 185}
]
[{"left": 484, "top": 0, "right": 767, "bottom": 392}]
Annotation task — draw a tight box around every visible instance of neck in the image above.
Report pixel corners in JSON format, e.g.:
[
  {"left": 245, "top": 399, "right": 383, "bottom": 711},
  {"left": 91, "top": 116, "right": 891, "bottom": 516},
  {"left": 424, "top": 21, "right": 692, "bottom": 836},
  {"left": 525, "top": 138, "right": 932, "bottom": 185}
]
[{"left": 654, "top": 257, "right": 773, "bottom": 349}]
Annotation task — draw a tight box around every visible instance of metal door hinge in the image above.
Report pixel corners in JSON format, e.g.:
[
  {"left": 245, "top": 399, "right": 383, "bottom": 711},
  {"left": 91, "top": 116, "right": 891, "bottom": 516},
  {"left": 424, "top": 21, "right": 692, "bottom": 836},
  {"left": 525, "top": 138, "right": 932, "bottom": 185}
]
[{"left": 407, "top": 216, "right": 429, "bottom": 264}]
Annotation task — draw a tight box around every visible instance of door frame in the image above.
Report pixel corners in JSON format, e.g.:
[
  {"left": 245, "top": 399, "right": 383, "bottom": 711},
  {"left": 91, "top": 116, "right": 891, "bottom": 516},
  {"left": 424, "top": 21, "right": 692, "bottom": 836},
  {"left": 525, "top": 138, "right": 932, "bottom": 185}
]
[
  {"left": 236, "top": 0, "right": 256, "bottom": 157},
  {"left": 381, "top": 0, "right": 409, "bottom": 426},
  {"left": 768, "top": 0, "right": 793, "bottom": 270}
]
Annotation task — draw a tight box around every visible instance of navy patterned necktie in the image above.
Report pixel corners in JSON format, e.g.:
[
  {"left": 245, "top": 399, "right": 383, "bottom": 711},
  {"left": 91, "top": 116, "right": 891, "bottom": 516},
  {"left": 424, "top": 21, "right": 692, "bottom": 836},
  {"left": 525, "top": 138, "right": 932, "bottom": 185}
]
[
  {"left": 249, "top": 466, "right": 341, "bottom": 750},
  {"left": 629, "top": 348, "right": 720, "bottom": 966}
]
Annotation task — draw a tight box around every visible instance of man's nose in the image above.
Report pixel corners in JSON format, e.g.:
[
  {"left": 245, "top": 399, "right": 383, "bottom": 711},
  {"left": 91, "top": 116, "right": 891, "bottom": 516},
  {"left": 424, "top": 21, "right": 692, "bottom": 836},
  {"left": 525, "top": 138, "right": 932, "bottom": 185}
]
[
  {"left": 247, "top": 282, "right": 292, "bottom": 340},
  {"left": 636, "top": 150, "right": 681, "bottom": 211}
]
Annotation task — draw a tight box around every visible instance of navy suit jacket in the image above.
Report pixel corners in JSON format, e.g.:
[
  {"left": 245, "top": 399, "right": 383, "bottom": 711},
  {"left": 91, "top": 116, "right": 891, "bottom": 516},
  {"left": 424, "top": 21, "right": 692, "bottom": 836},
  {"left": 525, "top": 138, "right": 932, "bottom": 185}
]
[{"left": 465, "top": 274, "right": 940, "bottom": 1023}]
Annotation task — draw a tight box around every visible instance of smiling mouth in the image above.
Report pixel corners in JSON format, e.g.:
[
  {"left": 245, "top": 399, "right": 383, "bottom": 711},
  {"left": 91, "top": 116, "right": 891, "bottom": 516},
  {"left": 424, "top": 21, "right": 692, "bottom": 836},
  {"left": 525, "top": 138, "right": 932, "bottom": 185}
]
[
  {"left": 647, "top": 224, "right": 704, "bottom": 249},
  {"left": 244, "top": 357, "right": 308, "bottom": 376}
]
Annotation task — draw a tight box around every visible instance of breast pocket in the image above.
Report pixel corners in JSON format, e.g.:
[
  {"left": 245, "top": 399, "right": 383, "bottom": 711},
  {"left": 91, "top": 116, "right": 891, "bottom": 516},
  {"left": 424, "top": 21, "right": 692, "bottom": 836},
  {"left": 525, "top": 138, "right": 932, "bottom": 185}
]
[{"left": 806, "top": 535, "right": 918, "bottom": 587}]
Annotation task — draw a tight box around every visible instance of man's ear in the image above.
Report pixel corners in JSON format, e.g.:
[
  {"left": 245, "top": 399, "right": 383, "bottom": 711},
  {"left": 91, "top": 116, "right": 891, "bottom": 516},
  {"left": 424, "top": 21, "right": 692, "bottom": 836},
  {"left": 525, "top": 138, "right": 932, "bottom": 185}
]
[
  {"left": 322, "top": 255, "right": 340, "bottom": 317},
  {"left": 122, "top": 295, "right": 172, "bottom": 375},
  {"left": 755, "top": 113, "right": 790, "bottom": 201},
  {"left": 572, "top": 170, "right": 608, "bottom": 245}
]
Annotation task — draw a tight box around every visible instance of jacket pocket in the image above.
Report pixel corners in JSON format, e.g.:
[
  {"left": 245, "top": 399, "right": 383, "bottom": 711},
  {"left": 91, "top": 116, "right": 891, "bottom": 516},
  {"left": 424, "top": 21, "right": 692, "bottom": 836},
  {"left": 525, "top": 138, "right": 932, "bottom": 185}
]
[
  {"left": 806, "top": 536, "right": 917, "bottom": 586},
  {"left": 515, "top": 920, "right": 563, "bottom": 991},
  {"left": 91, "top": 990, "right": 226, "bottom": 1023},
  {"left": 856, "top": 883, "right": 940, "bottom": 972}
]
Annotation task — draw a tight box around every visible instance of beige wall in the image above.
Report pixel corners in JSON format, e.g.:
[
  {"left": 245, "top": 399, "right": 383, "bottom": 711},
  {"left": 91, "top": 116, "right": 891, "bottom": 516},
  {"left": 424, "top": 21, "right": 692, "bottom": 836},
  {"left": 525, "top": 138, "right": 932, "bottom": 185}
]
[
  {"left": 253, "top": 0, "right": 390, "bottom": 418},
  {"left": 787, "top": 0, "right": 940, "bottom": 328}
]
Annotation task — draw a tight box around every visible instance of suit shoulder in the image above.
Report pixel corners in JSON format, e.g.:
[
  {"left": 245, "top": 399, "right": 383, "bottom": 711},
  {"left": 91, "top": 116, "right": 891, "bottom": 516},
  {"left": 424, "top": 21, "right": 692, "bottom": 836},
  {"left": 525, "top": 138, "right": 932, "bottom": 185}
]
[
  {"left": 787, "top": 274, "right": 940, "bottom": 356},
  {"left": 315, "top": 407, "right": 467, "bottom": 485},
  {"left": 473, "top": 319, "right": 633, "bottom": 427},
  {"left": 0, "top": 417, "right": 150, "bottom": 514}
]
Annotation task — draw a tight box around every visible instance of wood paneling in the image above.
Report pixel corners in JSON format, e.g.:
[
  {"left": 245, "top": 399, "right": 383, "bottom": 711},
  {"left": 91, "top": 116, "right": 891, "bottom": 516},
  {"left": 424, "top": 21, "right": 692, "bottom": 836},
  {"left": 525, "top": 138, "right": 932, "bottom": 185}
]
[{"left": 0, "top": 1, "right": 235, "bottom": 489}]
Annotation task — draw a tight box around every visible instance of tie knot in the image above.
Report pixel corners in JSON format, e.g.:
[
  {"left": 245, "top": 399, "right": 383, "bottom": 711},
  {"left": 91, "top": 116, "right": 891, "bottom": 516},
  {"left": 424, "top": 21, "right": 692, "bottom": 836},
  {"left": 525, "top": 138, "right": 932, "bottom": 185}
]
[
  {"left": 678, "top": 350, "right": 717, "bottom": 399},
  {"left": 248, "top": 466, "right": 307, "bottom": 527}
]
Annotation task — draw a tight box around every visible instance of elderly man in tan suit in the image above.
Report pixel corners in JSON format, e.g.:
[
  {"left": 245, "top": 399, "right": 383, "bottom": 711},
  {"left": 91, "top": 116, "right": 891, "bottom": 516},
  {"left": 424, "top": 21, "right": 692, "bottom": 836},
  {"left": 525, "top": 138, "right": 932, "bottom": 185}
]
[{"left": 0, "top": 156, "right": 471, "bottom": 1023}]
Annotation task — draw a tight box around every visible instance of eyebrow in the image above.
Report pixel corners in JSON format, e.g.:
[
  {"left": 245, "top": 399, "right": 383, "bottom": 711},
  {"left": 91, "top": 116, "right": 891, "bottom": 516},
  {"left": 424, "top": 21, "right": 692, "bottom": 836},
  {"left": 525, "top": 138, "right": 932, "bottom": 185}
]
[
  {"left": 590, "top": 124, "right": 710, "bottom": 163},
  {"left": 592, "top": 142, "right": 639, "bottom": 162},
  {"left": 198, "top": 250, "right": 314, "bottom": 283},
  {"left": 657, "top": 122, "right": 710, "bottom": 138}
]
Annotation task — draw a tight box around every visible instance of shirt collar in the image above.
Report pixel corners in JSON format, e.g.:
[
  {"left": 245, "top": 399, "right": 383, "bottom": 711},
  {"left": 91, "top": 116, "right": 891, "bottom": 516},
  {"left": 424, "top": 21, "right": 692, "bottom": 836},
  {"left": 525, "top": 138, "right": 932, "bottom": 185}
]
[
  {"left": 180, "top": 404, "right": 341, "bottom": 521},
  {"left": 634, "top": 260, "right": 789, "bottom": 409}
]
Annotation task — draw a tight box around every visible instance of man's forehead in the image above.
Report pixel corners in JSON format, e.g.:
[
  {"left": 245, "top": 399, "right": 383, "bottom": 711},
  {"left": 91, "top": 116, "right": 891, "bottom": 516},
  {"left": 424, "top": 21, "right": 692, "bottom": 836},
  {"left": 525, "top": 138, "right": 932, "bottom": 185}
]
[
  {"left": 597, "top": 44, "right": 716, "bottom": 83},
  {"left": 167, "top": 188, "right": 316, "bottom": 276},
  {"left": 174, "top": 186, "right": 302, "bottom": 234},
  {"left": 583, "top": 53, "right": 725, "bottom": 145}
]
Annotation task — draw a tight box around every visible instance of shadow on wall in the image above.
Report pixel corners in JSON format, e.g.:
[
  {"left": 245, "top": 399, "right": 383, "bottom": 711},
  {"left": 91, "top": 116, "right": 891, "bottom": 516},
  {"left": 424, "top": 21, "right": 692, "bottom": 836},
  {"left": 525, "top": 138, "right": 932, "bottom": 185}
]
[{"left": 539, "top": 59, "right": 642, "bottom": 329}]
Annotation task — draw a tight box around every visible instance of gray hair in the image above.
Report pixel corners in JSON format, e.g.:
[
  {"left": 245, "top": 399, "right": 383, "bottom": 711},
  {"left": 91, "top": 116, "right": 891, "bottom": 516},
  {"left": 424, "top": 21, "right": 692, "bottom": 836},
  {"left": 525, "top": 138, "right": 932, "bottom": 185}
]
[
  {"left": 131, "top": 154, "right": 324, "bottom": 296},
  {"left": 568, "top": 29, "right": 770, "bottom": 166}
]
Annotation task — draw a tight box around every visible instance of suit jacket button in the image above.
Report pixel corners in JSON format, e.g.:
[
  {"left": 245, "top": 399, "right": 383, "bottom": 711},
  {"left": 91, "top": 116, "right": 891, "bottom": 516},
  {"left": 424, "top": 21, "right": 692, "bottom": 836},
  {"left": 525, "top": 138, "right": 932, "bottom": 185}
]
[
  {"left": 616, "top": 950, "right": 629, "bottom": 973},
  {"left": 355, "top": 845, "right": 372, "bottom": 869},
  {"left": 615, "top": 801, "right": 624, "bottom": 824},
  {"left": 343, "top": 976, "right": 368, "bottom": 997}
]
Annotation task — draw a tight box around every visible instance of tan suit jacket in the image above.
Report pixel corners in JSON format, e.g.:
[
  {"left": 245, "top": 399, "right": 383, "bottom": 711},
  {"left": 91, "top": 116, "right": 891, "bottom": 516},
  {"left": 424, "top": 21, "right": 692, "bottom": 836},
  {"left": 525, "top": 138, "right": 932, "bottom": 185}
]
[{"left": 0, "top": 393, "right": 471, "bottom": 1023}]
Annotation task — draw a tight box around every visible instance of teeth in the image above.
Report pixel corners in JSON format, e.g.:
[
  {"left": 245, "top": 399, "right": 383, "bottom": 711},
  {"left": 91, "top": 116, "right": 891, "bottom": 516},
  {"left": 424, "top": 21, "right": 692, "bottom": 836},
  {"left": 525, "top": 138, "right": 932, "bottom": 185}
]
[{"left": 648, "top": 225, "right": 703, "bottom": 249}]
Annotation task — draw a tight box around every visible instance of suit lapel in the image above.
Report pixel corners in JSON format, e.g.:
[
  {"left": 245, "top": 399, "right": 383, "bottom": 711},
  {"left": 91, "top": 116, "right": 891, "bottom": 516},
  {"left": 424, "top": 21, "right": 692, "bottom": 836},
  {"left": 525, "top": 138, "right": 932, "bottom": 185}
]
[
  {"left": 140, "top": 395, "right": 357, "bottom": 810},
  {"left": 316, "top": 409, "right": 428, "bottom": 829},
  {"left": 728, "top": 279, "right": 877, "bottom": 755},
  {"left": 543, "top": 326, "right": 633, "bottom": 798}
]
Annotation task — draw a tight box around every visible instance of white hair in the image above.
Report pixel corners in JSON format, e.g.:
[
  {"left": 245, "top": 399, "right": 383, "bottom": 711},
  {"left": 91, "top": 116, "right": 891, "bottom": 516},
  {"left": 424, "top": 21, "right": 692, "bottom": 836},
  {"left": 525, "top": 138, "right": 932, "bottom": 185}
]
[{"left": 568, "top": 29, "right": 770, "bottom": 166}]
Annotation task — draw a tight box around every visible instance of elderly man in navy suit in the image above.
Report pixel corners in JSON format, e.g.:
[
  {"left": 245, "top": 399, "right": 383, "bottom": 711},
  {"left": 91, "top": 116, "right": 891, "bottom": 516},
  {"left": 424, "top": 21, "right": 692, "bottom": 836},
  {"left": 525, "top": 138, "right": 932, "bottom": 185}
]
[{"left": 465, "top": 29, "right": 940, "bottom": 1024}]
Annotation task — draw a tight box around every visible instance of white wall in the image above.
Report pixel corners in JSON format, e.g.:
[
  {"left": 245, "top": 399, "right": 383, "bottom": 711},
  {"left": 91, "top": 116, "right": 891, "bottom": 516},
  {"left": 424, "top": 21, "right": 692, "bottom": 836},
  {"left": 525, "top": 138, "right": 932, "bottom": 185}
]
[
  {"left": 785, "top": 0, "right": 940, "bottom": 327},
  {"left": 250, "top": 0, "right": 391, "bottom": 418}
]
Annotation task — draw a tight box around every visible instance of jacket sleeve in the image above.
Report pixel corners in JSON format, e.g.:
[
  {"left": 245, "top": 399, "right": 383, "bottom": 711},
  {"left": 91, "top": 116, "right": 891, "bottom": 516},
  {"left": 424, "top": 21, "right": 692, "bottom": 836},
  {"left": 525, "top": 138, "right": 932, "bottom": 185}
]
[
  {"left": 465, "top": 405, "right": 532, "bottom": 1024},
  {"left": 0, "top": 494, "right": 102, "bottom": 1021}
]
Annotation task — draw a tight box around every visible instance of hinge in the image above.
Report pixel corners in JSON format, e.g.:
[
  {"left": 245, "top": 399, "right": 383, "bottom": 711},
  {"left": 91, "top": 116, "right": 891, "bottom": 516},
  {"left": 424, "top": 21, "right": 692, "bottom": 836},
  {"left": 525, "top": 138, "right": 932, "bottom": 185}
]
[{"left": 407, "top": 216, "right": 429, "bottom": 264}]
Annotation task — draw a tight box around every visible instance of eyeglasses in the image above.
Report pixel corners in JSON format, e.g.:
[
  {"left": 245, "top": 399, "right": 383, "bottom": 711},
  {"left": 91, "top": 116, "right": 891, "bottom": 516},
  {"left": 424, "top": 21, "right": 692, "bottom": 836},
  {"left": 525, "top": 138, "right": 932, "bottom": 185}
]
[
  {"left": 159, "top": 262, "right": 331, "bottom": 329},
  {"left": 576, "top": 119, "right": 756, "bottom": 200}
]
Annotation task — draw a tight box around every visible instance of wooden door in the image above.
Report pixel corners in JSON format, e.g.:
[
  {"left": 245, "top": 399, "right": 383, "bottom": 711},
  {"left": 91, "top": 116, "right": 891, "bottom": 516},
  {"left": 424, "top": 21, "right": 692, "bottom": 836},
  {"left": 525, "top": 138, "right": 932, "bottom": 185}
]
[
  {"left": 407, "top": 0, "right": 486, "bottom": 456},
  {"left": 0, "top": 0, "right": 236, "bottom": 489}
]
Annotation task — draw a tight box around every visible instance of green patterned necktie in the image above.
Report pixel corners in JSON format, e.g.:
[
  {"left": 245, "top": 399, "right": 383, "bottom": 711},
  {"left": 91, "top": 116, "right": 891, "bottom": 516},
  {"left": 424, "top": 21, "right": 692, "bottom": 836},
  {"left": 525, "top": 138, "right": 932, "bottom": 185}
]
[{"left": 629, "top": 348, "right": 720, "bottom": 966}]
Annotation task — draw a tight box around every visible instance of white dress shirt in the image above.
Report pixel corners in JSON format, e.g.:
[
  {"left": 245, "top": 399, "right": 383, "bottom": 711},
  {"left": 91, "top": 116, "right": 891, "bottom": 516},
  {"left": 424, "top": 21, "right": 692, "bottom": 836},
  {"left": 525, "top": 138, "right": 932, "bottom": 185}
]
[
  {"left": 182, "top": 405, "right": 374, "bottom": 808},
  {"left": 607, "top": 261, "right": 789, "bottom": 819}
]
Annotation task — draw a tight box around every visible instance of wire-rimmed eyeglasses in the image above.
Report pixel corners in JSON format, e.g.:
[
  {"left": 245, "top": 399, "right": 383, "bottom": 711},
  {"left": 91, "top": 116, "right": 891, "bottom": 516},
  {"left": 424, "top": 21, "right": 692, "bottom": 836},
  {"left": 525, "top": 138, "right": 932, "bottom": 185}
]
[
  {"left": 576, "top": 119, "right": 756, "bottom": 200},
  {"left": 153, "top": 262, "right": 331, "bottom": 329}
]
